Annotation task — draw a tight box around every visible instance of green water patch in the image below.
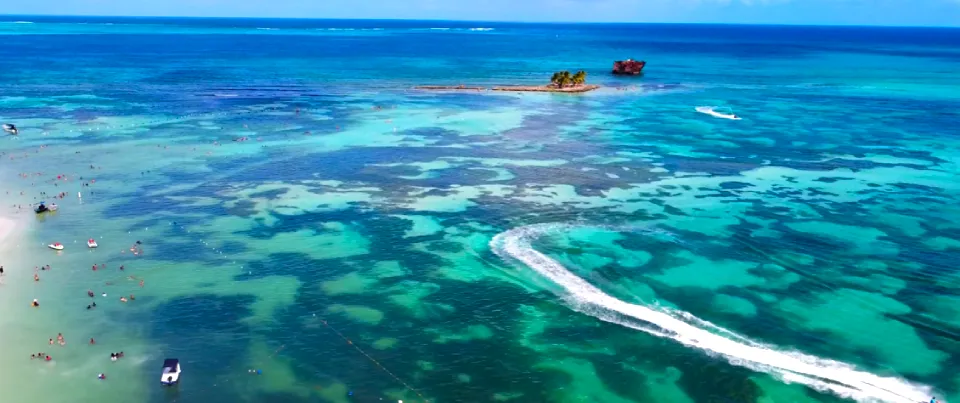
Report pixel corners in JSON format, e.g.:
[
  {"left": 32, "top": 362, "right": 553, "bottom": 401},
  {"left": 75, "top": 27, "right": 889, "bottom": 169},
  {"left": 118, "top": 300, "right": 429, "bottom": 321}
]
[
  {"left": 232, "top": 221, "right": 372, "bottom": 261},
  {"left": 371, "top": 337, "right": 399, "bottom": 350},
  {"left": 713, "top": 294, "right": 759, "bottom": 317},
  {"left": 237, "top": 337, "right": 321, "bottom": 400},
  {"left": 467, "top": 167, "right": 515, "bottom": 181},
  {"left": 618, "top": 362, "right": 696, "bottom": 403},
  {"left": 534, "top": 357, "right": 638, "bottom": 403},
  {"left": 320, "top": 272, "right": 379, "bottom": 296},
  {"left": 785, "top": 221, "right": 894, "bottom": 255},
  {"left": 368, "top": 260, "right": 410, "bottom": 278},
  {"left": 385, "top": 280, "right": 455, "bottom": 320},
  {"left": 402, "top": 184, "right": 515, "bottom": 212},
  {"left": 924, "top": 236, "right": 960, "bottom": 251},
  {"left": 778, "top": 288, "right": 948, "bottom": 376},
  {"left": 326, "top": 304, "right": 385, "bottom": 325},
  {"left": 443, "top": 156, "right": 568, "bottom": 167},
  {"left": 222, "top": 182, "right": 380, "bottom": 226},
  {"left": 433, "top": 108, "right": 529, "bottom": 137},
  {"left": 390, "top": 214, "right": 445, "bottom": 238},
  {"left": 429, "top": 324, "right": 494, "bottom": 343},
  {"left": 839, "top": 273, "right": 907, "bottom": 295},
  {"left": 649, "top": 250, "right": 765, "bottom": 291}
]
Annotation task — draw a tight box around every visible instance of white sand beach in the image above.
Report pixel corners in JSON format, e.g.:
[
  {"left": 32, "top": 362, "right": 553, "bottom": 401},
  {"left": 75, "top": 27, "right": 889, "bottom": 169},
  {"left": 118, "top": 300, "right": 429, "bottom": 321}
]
[{"left": 0, "top": 216, "right": 17, "bottom": 246}]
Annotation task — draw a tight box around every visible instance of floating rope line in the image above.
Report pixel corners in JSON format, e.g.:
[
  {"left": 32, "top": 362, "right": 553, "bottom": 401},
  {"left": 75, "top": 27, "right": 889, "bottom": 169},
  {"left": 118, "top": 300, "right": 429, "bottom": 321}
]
[{"left": 318, "top": 316, "right": 429, "bottom": 403}]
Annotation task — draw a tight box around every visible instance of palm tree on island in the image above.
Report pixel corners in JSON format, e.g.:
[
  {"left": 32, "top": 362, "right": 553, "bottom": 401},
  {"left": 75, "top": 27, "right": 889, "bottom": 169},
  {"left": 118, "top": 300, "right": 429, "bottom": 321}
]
[
  {"left": 417, "top": 69, "right": 595, "bottom": 93},
  {"left": 550, "top": 70, "right": 587, "bottom": 89}
]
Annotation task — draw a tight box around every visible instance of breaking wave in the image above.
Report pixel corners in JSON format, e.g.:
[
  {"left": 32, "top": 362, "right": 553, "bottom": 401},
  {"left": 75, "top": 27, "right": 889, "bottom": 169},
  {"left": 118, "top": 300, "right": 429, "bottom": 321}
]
[{"left": 490, "top": 223, "right": 935, "bottom": 403}]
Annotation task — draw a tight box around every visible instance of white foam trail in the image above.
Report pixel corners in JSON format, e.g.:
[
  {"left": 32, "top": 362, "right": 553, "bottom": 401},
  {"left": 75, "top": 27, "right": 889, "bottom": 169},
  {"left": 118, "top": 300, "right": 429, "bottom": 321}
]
[
  {"left": 696, "top": 106, "right": 742, "bottom": 120},
  {"left": 491, "top": 223, "right": 935, "bottom": 403}
]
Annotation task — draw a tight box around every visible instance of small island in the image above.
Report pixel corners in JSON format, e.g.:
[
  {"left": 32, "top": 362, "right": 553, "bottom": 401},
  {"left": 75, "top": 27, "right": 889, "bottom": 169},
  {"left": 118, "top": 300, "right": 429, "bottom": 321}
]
[
  {"left": 612, "top": 59, "right": 646, "bottom": 75},
  {"left": 415, "top": 70, "right": 599, "bottom": 93}
]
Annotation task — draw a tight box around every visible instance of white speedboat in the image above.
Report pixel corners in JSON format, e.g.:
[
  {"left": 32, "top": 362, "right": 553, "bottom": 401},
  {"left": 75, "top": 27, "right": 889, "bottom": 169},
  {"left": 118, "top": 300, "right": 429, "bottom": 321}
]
[
  {"left": 695, "top": 106, "right": 742, "bottom": 120},
  {"left": 87, "top": 239, "right": 98, "bottom": 248},
  {"left": 161, "top": 358, "right": 181, "bottom": 386},
  {"left": 48, "top": 242, "right": 64, "bottom": 250},
  {"left": 2, "top": 123, "right": 17, "bottom": 135}
]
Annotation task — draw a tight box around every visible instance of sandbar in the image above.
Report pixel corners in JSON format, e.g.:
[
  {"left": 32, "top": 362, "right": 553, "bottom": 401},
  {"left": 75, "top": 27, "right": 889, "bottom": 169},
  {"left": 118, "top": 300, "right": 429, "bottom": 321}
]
[{"left": 414, "top": 84, "right": 600, "bottom": 93}]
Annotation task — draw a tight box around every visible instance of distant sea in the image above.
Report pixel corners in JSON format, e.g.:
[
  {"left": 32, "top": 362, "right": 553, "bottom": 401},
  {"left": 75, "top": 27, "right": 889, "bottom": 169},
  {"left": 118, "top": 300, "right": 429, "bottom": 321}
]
[{"left": 0, "top": 15, "right": 959, "bottom": 403}]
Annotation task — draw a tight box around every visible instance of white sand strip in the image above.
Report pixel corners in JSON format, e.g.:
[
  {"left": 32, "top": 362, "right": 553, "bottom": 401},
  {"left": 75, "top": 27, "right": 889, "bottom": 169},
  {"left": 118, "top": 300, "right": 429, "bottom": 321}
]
[{"left": 0, "top": 216, "right": 16, "bottom": 246}]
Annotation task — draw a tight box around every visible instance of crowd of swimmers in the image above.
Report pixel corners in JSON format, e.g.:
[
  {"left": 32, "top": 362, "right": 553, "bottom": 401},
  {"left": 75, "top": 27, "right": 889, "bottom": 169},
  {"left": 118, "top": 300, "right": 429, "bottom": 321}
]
[
  {"left": 24, "top": 258, "right": 145, "bottom": 368},
  {"left": 3, "top": 172, "right": 148, "bottom": 377}
]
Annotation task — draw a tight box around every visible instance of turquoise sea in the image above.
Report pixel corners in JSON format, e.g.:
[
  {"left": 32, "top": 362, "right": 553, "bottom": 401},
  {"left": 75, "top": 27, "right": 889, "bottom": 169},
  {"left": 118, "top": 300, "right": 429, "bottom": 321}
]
[{"left": 1, "top": 15, "right": 959, "bottom": 403}]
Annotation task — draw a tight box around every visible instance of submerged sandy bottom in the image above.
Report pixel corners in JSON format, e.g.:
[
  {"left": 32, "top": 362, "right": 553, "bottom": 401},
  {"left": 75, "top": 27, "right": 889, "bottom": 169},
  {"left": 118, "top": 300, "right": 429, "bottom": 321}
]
[{"left": 0, "top": 75, "right": 958, "bottom": 403}]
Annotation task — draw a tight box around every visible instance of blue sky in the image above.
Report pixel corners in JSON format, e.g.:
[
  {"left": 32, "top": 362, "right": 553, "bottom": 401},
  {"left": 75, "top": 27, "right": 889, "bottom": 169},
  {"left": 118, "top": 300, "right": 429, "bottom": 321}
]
[{"left": 2, "top": 0, "right": 959, "bottom": 26}]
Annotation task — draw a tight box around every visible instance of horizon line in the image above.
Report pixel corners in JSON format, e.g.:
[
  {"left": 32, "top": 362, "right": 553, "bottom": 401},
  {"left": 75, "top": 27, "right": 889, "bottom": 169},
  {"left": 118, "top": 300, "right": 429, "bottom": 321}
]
[{"left": 2, "top": 14, "right": 958, "bottom": 29}]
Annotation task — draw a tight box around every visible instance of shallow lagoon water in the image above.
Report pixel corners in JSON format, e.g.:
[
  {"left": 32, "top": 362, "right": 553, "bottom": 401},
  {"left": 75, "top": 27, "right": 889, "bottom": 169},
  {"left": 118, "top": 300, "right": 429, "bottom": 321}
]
[{"left": 1, "top": 16, "right": 959, "bottom": 403}]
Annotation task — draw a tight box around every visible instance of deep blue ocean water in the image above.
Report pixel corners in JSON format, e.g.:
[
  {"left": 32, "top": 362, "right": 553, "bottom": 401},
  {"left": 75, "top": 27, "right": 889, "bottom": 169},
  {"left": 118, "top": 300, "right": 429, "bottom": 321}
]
[{"left": 1, "top": 15, "right": 959, "bottom": 403}]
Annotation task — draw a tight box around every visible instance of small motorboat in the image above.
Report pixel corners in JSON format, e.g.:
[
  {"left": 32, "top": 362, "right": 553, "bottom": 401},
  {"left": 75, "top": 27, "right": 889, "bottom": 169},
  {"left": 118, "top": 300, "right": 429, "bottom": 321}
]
[
  {"left": 161, "top": 358, "right": 181, "bottom": 386},
  {"left": 48, "top": 242, "right": 64, "bottom": 251},
  {"left": 2, "top": 123, "right": 17, "bottom": 135},
  {"left": 87, "top": 239, "right": 98, "bottom": 248},
  {"left": 34, "top": 202, "right": 58, "bottom": 214}
]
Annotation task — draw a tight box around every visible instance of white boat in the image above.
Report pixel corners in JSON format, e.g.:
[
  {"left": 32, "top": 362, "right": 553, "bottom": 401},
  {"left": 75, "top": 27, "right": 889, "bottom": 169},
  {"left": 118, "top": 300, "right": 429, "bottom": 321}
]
[
  {"left": 48, "top": 243, "right": 64, "bottom": 250},
  {"left": 161, "top": 358, "right": 181, "bottom": 386},
  {"left": 87, "top": 239, "right": 98, "bottom": 248},
  {"left": 695, "top": 106, "right": 742, "bottom": 120},
  {"left": 2, "top": 123, "right": 17, "bottom": 135}
]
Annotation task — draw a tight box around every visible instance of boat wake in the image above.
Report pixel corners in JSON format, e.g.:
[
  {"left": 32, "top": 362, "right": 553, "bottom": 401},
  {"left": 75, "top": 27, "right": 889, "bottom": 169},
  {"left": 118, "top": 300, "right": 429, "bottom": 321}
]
[
  {"left": 490, "top": 223, "right": 935, "bottom": 403},
  {"left": 696, "top": 106, "right": 742, "bottom": 120}
]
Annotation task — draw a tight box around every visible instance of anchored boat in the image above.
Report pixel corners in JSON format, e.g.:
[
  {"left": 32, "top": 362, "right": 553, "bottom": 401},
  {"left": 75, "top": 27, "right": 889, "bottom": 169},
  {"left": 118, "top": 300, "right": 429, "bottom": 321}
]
[
  {"left": 35, "top": 201, "right": 58, "bottom": 214},
  {"left": 48, "top": 242, "right": 64, "bottom": 250},
  {"left": 161, "top": 358, "right": 181, "bottom": 386},
  {"left": 87, "top": 239, "right": 98, "bottom": 248}
]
